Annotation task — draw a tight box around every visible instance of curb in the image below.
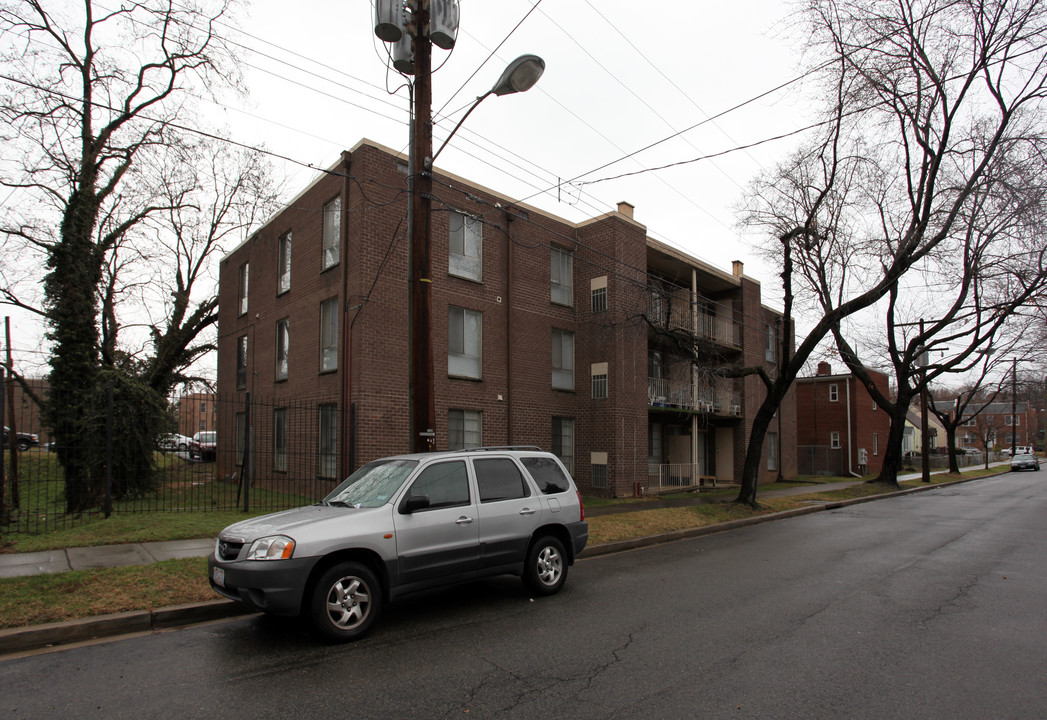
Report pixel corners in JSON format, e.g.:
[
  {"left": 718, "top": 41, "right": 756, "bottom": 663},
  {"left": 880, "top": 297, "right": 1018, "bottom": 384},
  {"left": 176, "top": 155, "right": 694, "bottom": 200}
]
[
  {"left": 0, "top": 599, "right": 257, "bottom": 656},
  {"left": 0, "top": 472, "right": 1002, "bottom": 656}
]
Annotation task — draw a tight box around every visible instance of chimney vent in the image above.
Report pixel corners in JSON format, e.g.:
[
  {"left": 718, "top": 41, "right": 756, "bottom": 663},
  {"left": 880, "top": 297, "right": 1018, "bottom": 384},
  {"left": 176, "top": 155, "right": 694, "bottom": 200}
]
[
  {"left": 732, "top": 260, "right": 744, "bottom": 277},
  {"left": 617, "top": 201, "right": 634, "bottom": 219},
  {"left": 817, "top": 361, "right": 832, "bottom": 376}
]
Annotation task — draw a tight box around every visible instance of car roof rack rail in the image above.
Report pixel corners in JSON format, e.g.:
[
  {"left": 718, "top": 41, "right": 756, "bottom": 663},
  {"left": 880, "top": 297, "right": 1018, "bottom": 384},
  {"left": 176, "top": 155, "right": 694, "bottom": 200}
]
[{"left": 452, "top": 445, "right": 544, "bottom": 453}]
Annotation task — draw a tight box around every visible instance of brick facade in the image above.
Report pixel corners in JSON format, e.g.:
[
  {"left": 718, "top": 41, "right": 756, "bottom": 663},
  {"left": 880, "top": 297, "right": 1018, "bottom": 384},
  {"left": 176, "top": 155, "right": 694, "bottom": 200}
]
[{"left": 217, "top": 140, "right": 796, "bottom": 497}]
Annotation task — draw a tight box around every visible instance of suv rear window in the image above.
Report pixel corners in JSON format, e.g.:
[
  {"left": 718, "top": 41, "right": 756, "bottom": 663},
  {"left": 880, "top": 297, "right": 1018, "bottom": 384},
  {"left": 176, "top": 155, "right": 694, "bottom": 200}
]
[{"left": 520, "top": 457, "right": 571, "bottom": 494}]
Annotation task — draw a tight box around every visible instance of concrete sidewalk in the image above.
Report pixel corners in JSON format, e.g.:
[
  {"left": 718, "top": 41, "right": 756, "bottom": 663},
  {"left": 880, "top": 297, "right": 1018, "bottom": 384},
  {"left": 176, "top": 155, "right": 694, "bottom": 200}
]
[{"left": 0, "top": 538, "right": 216, "bottom": 579}]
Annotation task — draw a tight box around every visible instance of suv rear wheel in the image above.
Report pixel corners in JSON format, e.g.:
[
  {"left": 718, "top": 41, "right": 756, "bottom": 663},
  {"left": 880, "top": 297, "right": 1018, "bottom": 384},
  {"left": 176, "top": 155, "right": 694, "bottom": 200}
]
[
  {"left": 524, "top": 535, "right": 567, "bottom": 596},
  {"left": 310, "top": 561, "right": 382, "bottom": 642}
]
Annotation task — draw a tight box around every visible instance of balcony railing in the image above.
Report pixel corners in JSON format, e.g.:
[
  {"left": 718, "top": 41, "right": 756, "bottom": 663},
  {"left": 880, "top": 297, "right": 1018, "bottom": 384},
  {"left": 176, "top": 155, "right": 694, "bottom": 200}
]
[
  {"left": 646, "top": 463, "right": 700, "bottom": 491},
  {"left": 644, "top": 292, "right": 742, "bottom": 349},
  {"left": 649, "top": 377, "right": 740, "bottom": 416}
]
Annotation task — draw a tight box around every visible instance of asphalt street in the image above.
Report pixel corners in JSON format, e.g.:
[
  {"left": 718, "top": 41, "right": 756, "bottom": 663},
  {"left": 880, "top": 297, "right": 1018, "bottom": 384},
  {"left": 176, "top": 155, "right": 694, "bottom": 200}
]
[{"left": 1, "top": 469, "right": 1044, "bottom": 719}]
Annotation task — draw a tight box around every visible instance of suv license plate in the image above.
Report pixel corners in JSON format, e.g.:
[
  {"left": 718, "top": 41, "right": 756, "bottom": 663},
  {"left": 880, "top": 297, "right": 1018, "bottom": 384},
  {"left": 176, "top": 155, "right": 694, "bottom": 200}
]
[{"left": 212, "top": 567, "right": 225, "bottom": 588}]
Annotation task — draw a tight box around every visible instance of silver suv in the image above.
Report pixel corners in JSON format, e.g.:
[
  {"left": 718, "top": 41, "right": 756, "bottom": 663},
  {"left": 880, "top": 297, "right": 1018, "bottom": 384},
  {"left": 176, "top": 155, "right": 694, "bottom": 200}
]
[{"left": 208, "top": 447, "right": 588, "bottom": 641}]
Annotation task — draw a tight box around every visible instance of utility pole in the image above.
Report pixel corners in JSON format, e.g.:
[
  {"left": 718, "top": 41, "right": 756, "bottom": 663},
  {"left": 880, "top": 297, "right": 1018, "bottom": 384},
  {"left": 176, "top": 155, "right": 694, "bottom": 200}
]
[
  {"left": 920, "top": 318, "right": 930, "bottom": 482},
  {"left": 1011, "top": 357, "right": 1017, "bottom": 457},
  {"left": 407, "top": 1, "right": 435, "bottom": 454}
]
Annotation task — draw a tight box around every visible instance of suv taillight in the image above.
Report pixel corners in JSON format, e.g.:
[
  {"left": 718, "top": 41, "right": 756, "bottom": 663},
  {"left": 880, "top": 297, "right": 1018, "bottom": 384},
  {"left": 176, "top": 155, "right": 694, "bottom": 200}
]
[{"left": 577, "top": 491, "right": 585, "bottom": 521}]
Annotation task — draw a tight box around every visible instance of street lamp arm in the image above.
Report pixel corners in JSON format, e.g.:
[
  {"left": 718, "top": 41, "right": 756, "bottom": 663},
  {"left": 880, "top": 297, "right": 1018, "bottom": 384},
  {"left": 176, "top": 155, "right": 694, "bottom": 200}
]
[{"left": 428, "top": 90, "right": 493, "bottom": 167}]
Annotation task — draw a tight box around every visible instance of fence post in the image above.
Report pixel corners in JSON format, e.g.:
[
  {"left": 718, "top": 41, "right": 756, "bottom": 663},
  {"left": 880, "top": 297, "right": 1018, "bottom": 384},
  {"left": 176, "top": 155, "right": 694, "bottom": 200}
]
[
  {"left": 105, "top": 379, "right": 113, "bottom": 518},
  {"left": 243, "top": 392, "right": 251, "bottom": 513}
]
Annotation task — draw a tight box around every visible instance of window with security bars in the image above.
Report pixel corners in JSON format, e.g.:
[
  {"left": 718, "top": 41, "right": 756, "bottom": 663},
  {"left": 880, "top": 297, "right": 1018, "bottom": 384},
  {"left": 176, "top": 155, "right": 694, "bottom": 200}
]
[
  {"left": 448, "top": 307, "right": 482, "bottom": 378},
  {"left": 449, "top": 211, "right": 482, "bottom": 281},
  {"left": 592, "top": 372, "right": 607, "bottom": 399},
  {"left": 591, "top": 285, "right": 607, "bottom": 313},
  {"left": 591, "top": 463, "right": 608, "bottom": 489}
]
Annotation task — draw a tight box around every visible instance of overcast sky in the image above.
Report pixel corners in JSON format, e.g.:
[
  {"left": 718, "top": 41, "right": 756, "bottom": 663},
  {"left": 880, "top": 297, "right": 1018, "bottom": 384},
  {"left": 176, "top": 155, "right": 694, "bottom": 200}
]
[{"left": 5, "top": 0, "right": 819, "bottom": 379}]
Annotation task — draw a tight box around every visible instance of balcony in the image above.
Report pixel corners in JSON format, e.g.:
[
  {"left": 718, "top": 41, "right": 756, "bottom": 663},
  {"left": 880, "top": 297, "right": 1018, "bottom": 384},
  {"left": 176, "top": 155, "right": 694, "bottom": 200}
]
[
  {"left": 644, "top": 291, "right": 741, "bottom": 350},
  {"left": 648, "top": 378, "right": 741, "bottom": 416}
]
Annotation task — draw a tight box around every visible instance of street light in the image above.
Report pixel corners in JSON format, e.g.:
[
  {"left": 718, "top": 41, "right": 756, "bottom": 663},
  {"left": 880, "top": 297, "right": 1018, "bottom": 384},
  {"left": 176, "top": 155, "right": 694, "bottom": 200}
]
[{"left": 428, "top": 54, "right": 545, "bottom": 167}]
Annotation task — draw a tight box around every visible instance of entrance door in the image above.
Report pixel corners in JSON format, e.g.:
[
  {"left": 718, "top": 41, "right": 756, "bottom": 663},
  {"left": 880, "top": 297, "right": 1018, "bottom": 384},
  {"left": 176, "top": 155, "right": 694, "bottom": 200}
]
[
  {"left": 667, "top": 435, "right": 693, "bottom": 484},
  {"left": 715, "top": 427, "right": 735, "bottom": 482}
]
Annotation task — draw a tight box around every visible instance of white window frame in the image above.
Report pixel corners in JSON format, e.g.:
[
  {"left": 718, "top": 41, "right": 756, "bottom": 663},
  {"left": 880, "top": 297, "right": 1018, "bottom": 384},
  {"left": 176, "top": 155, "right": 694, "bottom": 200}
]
[
  {"left": 320, "top": 298, "right": 338, "bottom": 372},
  {"left": 830, "top": 431, "right": 841, "bottom": 448},
  {"left": 322, "top": 196, "right": 341, "bottom": 270},
  {"left": 552, "top": 328, "right": 575, "bottom": 390},
  {"left": 448, "top": 210, "right": 482, "bottom": 281},
  {"left": 278, "top": 231, "right": 292, "bottom": 294},
  {"left": 551, "top": 247, "right": 573, "bottom": 306},
  {"left": 448, "top": 306, "right": 482, "bottom": 379},
  {"left": 552, "top": 417, "right": 575, "bottom": 474},
  {"left": 275, "top": 318, "right": 289, "bottom": 381},
  {"left": 237, "top": 262, "right": 249, "bottom": 316},
  {"left": 448, "top": 409, "right": 482, "bottom": 450},
  {"left": 829, "top": 384, "right": 839, "bottom": 402}
]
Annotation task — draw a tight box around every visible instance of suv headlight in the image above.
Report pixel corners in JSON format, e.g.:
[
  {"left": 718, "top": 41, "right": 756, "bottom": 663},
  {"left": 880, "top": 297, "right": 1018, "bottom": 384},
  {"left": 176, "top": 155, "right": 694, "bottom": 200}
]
[{"left": 246, "top": 535, "right": 296, "bottom": 560}]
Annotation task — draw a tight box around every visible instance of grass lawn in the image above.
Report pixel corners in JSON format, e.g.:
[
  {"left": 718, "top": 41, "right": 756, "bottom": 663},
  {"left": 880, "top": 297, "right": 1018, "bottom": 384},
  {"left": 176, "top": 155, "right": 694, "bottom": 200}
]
[{"left": 0, "top": 464, "right": 1007, "bottom": 630}]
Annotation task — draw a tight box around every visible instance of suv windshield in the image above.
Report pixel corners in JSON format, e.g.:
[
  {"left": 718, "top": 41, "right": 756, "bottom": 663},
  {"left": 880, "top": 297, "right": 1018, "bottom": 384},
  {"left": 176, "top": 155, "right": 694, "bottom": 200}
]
[{"left": 324, "top": 459, "right": 418, "bottom": 508}]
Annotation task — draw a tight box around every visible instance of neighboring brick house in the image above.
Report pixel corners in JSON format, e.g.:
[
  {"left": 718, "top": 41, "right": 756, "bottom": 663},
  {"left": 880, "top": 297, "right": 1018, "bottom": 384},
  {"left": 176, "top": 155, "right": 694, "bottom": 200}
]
[
  {"left": 795, "top": 362, "right": 891, "bottom": 476},
  {"left": 215, "top": 139, "right": 796, "bottom": 497},
  {"left": 958, "top": 401, "right": 1039, "bottom": 452},
  {"left": 176, "top": 392, "right": 217, "bottom": 437}
]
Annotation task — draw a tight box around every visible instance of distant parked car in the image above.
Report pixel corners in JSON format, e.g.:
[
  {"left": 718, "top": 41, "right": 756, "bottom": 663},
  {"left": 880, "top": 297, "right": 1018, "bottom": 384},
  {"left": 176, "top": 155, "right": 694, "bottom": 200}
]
[
  {"left": 2, "top": 426, "right": 40, "bottom": 452},
  {"left": 158, "top": 433, "right": 192, "bottom": 452},
  {"left": 189, "top": 431, "right": 217, "bottom": 461},
  {"left": 1010, "top": 453, "right": 1039, "bottom": 472}
]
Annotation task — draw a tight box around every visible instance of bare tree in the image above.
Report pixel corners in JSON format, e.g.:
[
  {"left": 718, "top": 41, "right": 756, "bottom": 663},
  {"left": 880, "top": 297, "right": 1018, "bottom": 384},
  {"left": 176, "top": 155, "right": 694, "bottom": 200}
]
[
  {"left": 736, "top": 0, "right": 1047, "bottom": 504},
  {"left": 0, "top": 0, "right": 249, "bottom": 511}
]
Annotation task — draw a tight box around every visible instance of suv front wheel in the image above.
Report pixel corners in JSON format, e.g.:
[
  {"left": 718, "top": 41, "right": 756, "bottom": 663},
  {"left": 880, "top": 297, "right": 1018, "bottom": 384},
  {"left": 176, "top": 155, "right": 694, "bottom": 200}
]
[
  {"left": 310, "top": 561, "right": 382, "bottom": 642},
  {"left": 524, "top": 535, "right": 568, "bottom": 596}
]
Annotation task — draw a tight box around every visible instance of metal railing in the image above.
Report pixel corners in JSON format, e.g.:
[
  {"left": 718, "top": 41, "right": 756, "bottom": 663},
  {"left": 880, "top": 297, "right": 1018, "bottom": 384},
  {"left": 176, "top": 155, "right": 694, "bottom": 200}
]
[
  {"left": 649, "top": 378, "right": 741, "bottom": 416},
  {"left": 646, "top": 463, "right": 701, "bottom": 492}
]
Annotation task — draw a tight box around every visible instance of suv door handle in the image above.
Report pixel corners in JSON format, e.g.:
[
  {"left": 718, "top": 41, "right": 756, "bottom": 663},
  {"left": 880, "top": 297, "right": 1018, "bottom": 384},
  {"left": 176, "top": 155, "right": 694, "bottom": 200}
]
[
  {"left": 455, "top": 516, "right": 474, "bottom": 525},
  {"left": 519, "top": 508, "right": 536, "bottom": 516}
]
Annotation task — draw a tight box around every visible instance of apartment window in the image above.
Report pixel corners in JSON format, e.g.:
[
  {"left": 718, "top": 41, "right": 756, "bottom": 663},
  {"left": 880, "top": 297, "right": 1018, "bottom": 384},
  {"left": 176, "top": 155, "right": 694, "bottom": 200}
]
[
  {"left": 551, "top": 247, "right": 573, "bottom": 306},
  {"left": 276, "top": 318, "right": 289, "bottom": 381},
  {"left": 1006, "top": 415, "right": 1019, "bottom": 426},
  {"left": 278, "top": 231, "right": 292, "bottom": 294},
  {"left": 591, "top": 276, "right": 608, "bottom": 313},
  {"left": 322, "top": 196, "right": 341, "bottom": 270},
  {"left": 765, "top": 324, "right": 777, "bottom": 363},
  {"left": 552, "top": 329, "right": 574, "bottom": 390},
  {"left": 829, "top": 384, "right": 839, "bottom": 402},
  {"left": 237, "top": 262, "right": 249, "bottom": 316},
  {"left": 448, "top": 409, "right": 482, "bottom": 450},
  {"left": 552, "top": 417, "right": 575, "bottom": 474},
  {"left": 591, "top": 452, "right": 608, "bottom": 489},
  {"left": 236, "top": 335, "right": 248, "bottom": 390},
  {"left": 318, "top": 404, "right": 338, "bottom": 478},
  {"left": 767, "top": 432, "right": 778, "bottom": 472},
  {"left": 591, "top": 362, "right": 608, "bottom": 399},
  {"left": 448, "top": 210, "right": 482, "bottom": 281},
  {"left": 200, "top": 402, "right": 206, "bottom": 414},
  {"left": 274, "top": 408, "right": 287, "bottom": 472},
  {"left": 320, "top": 298, "right": 338, "bottom": 372},
  {"left": 873, "top": 433, "right": 879, "bottom": 455},
  {"left": 830, "top": 431, "right": 841, "bottom": 448},
  {"left": 448, "top": 306, "right": 482, "bottom": 378}
]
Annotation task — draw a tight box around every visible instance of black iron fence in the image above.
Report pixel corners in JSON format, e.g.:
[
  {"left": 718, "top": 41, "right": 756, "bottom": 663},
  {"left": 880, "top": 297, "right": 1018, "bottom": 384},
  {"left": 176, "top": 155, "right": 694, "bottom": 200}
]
[{"left": 1, "top": 377, "right": 341, "bottom": 535}]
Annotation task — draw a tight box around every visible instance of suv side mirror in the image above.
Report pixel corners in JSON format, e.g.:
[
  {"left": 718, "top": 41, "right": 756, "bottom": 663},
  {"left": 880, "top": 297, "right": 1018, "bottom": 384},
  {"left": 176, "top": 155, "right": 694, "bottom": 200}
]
[{"left": 403, "top": 494, "right": 430, "bottom": 513}]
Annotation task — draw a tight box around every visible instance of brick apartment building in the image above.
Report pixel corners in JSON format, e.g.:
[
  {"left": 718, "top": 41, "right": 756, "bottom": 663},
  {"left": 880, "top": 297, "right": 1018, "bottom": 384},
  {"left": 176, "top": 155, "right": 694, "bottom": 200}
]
[
  {"left": 795, "top": 362, "right": 891, "bottom": 476},
  {"left": 176, "top": 392, "right": 217, "bottom": 437},
  {"left": 216, "top": 139, "right": 796, "bottom": 497}
]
